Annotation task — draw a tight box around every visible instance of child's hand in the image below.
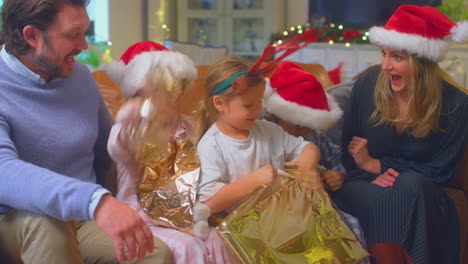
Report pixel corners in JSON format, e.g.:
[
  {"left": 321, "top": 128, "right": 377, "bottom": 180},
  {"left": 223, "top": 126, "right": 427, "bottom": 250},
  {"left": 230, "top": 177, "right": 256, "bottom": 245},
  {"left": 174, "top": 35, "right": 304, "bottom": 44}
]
[
  {"left": 284, "top": 158, "right": 315, "bottom": 173},
  {"left": 115, "top": 96, "right": 145, "bottom": 125},
  {"left": 115, "top": 97, "right": 145, "bottom": 152},
  {"left": 251, "top": 165, "right": 277, "bottom": 187},
  {"left": 322, "top": 170, "right": 344, "bottom": 191},
  {"left": 284, "top": 143, "right": 320, "bottom": 174}
]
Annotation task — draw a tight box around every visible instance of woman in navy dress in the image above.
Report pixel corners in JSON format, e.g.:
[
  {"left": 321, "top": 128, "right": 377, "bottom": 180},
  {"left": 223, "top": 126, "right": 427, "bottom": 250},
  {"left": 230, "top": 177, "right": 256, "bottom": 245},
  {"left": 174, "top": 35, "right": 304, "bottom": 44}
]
[{"left": 333, "top": 5, "right": 468, "bottom": 264}]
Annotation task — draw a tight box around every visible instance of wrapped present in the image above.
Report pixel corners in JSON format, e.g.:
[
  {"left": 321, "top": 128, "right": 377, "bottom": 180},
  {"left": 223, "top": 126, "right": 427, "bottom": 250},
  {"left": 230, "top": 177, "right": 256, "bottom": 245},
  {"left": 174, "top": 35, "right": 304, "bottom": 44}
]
[{"left": 217, "top": 171, "right": 369, "bottom": 264}]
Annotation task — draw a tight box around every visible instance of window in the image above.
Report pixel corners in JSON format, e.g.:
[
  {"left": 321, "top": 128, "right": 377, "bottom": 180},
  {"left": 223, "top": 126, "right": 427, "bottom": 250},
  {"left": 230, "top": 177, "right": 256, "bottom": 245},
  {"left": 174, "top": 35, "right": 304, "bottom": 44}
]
[
  {"left": 0, "top": 0, "right": 4, "bottom": 30},
  {"left": 86, "top": 1, "right": 109, "bottom": 41},
  {"left": 308, "top": 0, "right": 441, "bottom": 29}
]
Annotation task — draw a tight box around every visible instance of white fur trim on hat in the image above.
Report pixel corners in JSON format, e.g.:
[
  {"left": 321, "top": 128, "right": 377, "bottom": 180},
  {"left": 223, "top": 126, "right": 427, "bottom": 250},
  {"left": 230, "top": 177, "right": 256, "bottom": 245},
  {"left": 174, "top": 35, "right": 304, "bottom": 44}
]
[
  {"left": 107, "top": 60, "right": 126, "bottom": 84},
  {"left": 451, "top": 21, "right": 468, "bottom": 43},
  {"left": 108, "top": 51, "right": 198, "bottom": 98},
  {"left": 264, "top": 79, "right": 343, "bottom": 130},
  {"left": 369, "top": 26, "right": 449, "bottom": 62}
]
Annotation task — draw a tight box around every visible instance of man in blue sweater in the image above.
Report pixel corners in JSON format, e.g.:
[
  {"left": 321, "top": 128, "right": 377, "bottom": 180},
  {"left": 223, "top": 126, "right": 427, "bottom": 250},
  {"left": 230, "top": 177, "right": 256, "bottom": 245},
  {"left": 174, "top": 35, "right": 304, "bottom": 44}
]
[{"left": 0, "top": 0, "right": 171, "bottom": 263}]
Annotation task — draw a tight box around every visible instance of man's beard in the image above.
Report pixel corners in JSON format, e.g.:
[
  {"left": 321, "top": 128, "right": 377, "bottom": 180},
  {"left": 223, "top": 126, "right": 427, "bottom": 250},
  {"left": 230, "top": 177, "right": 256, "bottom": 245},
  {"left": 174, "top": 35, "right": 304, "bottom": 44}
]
[
  {"left": 35, "top": 53, "right": 63, "bottom": 81},
  {"left": 34, "top": 35, "right": 81, "bottom": 81}
]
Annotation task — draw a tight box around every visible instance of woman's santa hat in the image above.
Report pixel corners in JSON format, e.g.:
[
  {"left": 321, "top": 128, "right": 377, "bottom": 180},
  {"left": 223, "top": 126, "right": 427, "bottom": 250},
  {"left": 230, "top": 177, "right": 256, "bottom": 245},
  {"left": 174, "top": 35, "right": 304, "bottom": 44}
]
[
  {"left": 369, "top": 5, "right": 468, "bottom": 62},
  {"left": 107, "top": 41, "right": 198, "bottom": 98},
  {"left": 264, "top": 61, "right": 342, "bottom": 130}
]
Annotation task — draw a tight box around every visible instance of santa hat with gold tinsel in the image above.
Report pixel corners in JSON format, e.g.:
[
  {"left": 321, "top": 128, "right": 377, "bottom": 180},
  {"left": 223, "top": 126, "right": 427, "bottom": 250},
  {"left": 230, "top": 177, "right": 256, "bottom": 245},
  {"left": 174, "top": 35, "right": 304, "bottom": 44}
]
[
  {"left": 107, "top": 41, "right": 198, "bottom": 98},
  {"left": 369, "top": 5, "right": 468, "bottom": 62},
  {"left": 264, "top": 61, "right": 342, "bottom": 130}
]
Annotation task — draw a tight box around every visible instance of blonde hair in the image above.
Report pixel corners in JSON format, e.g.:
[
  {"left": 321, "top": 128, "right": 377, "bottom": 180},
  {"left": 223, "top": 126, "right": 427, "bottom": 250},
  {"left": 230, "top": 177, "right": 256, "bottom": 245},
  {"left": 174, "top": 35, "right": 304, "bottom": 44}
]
[
  {"left": 194, "top": 56, "right": 264, "bottom": 144},
  {"left": 370, "top": 54, "right": 467, "bottom": 138}
]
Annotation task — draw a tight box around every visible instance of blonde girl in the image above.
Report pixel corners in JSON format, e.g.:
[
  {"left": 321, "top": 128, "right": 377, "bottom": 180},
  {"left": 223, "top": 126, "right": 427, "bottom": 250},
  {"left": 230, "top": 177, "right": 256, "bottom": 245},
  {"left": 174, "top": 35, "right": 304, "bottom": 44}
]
[
  {"left": 107, "top": 41, "right": 235, "bottom": 264},
  {"left": 195, "top": 56, "right": 322, "bottom": 214}
]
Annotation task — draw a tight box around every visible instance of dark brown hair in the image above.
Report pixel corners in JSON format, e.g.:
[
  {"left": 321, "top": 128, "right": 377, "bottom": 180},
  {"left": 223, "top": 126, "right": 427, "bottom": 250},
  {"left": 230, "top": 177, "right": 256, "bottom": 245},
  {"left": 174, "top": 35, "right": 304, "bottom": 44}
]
[{"left": 0, "top": 0, "right": 90, "bottom": 55}]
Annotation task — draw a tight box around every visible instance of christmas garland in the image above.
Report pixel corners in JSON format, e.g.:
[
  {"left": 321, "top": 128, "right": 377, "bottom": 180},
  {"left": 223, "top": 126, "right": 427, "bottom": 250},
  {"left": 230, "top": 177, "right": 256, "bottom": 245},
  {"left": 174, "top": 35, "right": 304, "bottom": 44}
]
[{"left": 270, "top": 23, "right": 370, "bottom": 47}]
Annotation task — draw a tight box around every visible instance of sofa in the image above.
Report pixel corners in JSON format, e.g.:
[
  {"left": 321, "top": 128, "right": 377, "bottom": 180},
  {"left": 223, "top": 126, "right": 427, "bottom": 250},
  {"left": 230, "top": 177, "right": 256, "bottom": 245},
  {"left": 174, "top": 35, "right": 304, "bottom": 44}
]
[{"left": 92, "top": 63, "right": 468, "bottom": 263}]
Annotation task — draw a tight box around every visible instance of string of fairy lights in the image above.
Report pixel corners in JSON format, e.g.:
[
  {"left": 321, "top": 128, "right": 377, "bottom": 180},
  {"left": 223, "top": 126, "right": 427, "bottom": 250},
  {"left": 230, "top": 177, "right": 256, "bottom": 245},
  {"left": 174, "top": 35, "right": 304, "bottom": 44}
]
[
  {"left": 73, "top": 20, "right": 371, "bottom": 69},
  {"left": 270, "top": 22, "right": 371, "bottom": 48}
]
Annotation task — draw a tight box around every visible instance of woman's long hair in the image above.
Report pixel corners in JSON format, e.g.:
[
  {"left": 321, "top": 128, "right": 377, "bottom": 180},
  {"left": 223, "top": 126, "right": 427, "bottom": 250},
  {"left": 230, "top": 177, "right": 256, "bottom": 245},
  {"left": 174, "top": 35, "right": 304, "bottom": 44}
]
[
  {"left": 370, "top": 54, "right": 467, "bottom": 138},
  {"left": 193, "top": 56, "right": 264, "bottom": 144}
]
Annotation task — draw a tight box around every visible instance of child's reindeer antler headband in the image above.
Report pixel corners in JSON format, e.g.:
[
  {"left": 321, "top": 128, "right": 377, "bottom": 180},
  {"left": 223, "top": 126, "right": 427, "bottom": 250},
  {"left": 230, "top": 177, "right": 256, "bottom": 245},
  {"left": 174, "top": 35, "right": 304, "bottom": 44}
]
[{"left": 212, "top": 28, "right": 321, "bottom": 95}]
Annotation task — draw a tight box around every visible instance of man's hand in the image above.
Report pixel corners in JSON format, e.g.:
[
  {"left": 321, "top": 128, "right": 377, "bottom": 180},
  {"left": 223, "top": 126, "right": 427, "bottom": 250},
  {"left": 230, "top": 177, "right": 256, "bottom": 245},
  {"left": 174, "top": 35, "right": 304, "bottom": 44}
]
[
  {"left": 322, "top": 170, "right": 344, "bottom": 191},
  {"left": 371, "top": 168, "right": 400, "bottom": 187},
  {"left": 348, "top": 136, "right": 380, "bottom": 174},
  {"left": 94, "top": 194, "right": 154, "bottom": 263}
]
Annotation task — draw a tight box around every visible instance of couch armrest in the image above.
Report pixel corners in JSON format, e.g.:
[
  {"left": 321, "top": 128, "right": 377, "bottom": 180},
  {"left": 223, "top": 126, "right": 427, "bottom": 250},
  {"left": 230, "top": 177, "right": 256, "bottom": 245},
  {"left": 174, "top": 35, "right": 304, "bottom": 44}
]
[{"left": 92, "top": 70, "right": 125, "bottom": 119}]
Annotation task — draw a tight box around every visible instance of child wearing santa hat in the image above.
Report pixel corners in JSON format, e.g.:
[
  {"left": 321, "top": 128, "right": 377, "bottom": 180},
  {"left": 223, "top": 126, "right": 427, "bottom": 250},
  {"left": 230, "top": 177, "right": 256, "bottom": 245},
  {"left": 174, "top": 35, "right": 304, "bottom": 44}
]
[
  {"left": 263, "top": 60, "right": 369, "bottom": 262},
  {"left": 263, "top": 61, "right": 343, "bottom": 191},
  {"left": 106, "top": 41, "right": 237, "bottom": 264}
]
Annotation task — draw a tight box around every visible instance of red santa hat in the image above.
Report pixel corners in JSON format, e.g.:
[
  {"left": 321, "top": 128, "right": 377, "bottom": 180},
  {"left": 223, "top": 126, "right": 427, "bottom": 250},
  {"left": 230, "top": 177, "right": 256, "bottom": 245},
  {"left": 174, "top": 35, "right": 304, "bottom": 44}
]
[
  {"left": 107, "top": 41, "right": 198, "bottom": 98},
  {"left": 369, "top": 5, "right": 468, "bottom": 62},
  {"left": 264, "top": 61, "right": 342, "bottom": 130}
]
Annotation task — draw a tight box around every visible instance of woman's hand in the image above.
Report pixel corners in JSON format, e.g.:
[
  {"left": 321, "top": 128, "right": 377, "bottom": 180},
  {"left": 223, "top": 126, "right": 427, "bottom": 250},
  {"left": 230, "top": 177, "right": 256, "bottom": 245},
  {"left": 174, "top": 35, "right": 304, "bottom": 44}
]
[
  {"left": 371, "top": 168, "right": 399, "bottom": 187},
  {"left": 322, "top": 170, "right": 344, "bottom": 191},
  {"left": 348, "top": 136, "right": 380, "bottom": 174}
]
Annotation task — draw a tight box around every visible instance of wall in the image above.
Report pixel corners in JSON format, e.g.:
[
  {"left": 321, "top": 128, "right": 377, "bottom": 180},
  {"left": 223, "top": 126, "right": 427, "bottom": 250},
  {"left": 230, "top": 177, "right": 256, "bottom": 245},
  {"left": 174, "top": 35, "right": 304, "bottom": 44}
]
[
  {"left": 147, "top": 0, "right": 177, "bottom": 43},
  {"left": 108, "top": 0, "right": 144, "bottom": 57},
  {"left": 285, "top": 0, "right": 309, "bottom": 28},
  {"left": 284, "top": 43, "right": 468, "bottom": 87},
  {"left": 105, "top": 0, "right": 310, "bottom": 57}
]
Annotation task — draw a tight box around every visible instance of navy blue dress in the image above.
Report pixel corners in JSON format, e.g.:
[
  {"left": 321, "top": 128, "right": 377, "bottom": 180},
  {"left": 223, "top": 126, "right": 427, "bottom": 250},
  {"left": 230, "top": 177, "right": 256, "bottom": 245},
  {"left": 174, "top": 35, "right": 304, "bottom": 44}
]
[{"left": 333, "top": 65, "right": 468, "bottom": 264}]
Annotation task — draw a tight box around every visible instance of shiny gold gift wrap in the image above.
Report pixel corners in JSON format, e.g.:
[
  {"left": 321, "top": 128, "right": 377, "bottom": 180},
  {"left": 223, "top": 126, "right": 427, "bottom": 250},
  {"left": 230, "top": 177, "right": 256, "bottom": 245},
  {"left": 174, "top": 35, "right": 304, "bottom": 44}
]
[
  {"left": 217, "top": 171, "right": 369, "bottom": 264},
  {"left": 131, "top": 65, "right": 200, "bottom": 234},
  {"left": 137, "top": 137, "right": 200, "bottom": 234}
]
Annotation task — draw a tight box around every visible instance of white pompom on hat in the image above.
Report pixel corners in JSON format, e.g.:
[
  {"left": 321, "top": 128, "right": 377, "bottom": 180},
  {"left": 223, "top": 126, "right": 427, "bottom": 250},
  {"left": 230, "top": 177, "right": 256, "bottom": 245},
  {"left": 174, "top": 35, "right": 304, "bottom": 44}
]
[
  {"left": 264, "top": 61, "right": 342, "bottom": 130},
  {"left": 107, "top": 41, "right": 198, "bottom": 98},
  {"left": 193, "top": 202, "right": 211, "bottom": 239},
  {"left": 369, "top": 5, "right": 468, "bottom": 62}
]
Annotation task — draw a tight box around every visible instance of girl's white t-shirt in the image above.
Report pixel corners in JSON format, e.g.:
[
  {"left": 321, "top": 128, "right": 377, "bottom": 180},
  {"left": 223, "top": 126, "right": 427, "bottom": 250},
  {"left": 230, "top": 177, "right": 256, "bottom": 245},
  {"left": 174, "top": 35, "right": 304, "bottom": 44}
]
[{"left": 197, "top": 119, "right": 309, "bottom": 202}]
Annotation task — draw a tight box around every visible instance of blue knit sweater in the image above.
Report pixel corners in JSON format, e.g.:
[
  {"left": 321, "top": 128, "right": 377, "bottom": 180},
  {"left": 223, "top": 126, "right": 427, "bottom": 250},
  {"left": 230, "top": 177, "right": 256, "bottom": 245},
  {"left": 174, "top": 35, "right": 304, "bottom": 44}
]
[{"left": 0, "top": 55, "right": 113, "bottom": 221}]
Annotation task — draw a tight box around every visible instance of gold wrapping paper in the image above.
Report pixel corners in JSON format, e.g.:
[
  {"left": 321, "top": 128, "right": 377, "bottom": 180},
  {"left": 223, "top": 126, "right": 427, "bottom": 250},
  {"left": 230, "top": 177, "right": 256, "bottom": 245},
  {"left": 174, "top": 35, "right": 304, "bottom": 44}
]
[
  {"left": 217, "top": 171, "right": 369, "bottom": 264},
  {"left": 137, "top": 137, "right": 200, "bottom": 233},
  {"left": 131, "top": 66, "right": 200, "bottom": 234}
]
